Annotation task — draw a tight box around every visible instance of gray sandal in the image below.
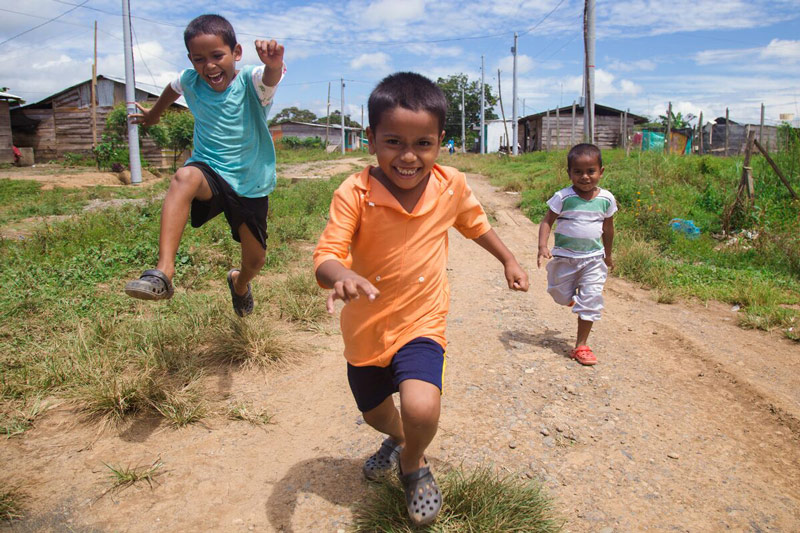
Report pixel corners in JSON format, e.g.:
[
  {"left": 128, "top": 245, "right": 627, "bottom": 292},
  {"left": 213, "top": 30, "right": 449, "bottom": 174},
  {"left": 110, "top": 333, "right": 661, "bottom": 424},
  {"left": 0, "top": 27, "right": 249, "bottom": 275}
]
[
  {"left": 227, "top": 269, "right": 254, "bottom": 317},
  {"left": 399, "top": 460, "right": 442, "bottom": 526},
  {"left": 363, "top": 438, "right": 402, "bottom": 481},
  {"left": 124, "top": 269, "right": 174, "bottom": 300}
]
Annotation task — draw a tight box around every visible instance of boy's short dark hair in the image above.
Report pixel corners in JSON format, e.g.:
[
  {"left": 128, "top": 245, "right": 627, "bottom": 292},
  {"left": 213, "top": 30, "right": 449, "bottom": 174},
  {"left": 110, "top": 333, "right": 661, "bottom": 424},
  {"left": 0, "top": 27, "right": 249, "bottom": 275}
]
[
  {"left": 184, "top": 14, "right": 237, "bottom": 51},
  {"left": 368, "top": 72, "right": 447, "bottom": 132},
  {"left": 567, "top": 143, "right": 603, "bottom": 169}
]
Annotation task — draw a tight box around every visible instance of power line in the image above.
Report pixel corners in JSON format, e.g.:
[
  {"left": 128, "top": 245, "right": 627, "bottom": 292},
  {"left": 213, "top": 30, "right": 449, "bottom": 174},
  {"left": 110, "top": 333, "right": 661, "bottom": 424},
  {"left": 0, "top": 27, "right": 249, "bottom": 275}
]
[
  {"left": 0, "top": 0, "right": 89, "bottom": 47},
  {"left": 518, "top": 0, "right": 569, "bottom": 37}
]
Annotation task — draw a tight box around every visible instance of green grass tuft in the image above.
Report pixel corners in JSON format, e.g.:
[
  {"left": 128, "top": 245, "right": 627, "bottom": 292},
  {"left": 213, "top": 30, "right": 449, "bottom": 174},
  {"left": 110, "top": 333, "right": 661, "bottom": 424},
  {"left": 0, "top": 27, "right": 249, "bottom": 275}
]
[
  {"left": 352, "top": 465, "right": 562, "bottom": 532},
  {"left": 104, "top": 458, "right": 163, "bottom": 489},
  {"left": 226, "top": 401, "right": 275, "bottom": 426},
  {"left": 0, "top": 487, "right": 24, "bottom": 522},
  {"left": 270, "top": 271, "right": 329, "bottom": 329}
]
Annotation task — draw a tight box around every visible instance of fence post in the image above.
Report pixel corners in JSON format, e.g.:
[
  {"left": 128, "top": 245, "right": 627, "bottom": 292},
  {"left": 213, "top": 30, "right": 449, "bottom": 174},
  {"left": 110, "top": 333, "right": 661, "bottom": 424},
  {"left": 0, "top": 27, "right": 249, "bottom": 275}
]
[
  {"left": 545, "top": 109, "right": 550, "bottom": 151},
  {"left": 570, "top": 101, "right": 576, "bottom": 147},
  {"left": 665, "top": 102, "right": 672, "bottom": 154},
  {"left": 725, "top": 108, "right": 730, "bottom": 156}
]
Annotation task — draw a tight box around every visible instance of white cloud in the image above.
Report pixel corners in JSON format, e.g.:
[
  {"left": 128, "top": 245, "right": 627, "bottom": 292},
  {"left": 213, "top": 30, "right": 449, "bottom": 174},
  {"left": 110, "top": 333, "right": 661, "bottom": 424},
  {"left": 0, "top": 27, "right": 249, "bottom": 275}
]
[
  {"left": 360, "top": 0, "right": 426, "bottom": 25},
  {"left": 350, "top": 52, "right": 391, "bottom": 72},
  {"left": 760, "top": 39, "right": 800, "bottom": 62},
  {"left": 607, "top": 59, "right": 657, "bottom": 72},
  {"left": 498, "top": 54, "right": 535, "bottom": 75}
]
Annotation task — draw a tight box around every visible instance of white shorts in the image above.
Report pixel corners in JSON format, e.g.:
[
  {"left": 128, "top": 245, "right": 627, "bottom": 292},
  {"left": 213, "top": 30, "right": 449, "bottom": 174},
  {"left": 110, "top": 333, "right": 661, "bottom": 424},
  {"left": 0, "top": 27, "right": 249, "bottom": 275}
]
[{"left": 546, "top": 255, "right": 608, "bottom": 322}]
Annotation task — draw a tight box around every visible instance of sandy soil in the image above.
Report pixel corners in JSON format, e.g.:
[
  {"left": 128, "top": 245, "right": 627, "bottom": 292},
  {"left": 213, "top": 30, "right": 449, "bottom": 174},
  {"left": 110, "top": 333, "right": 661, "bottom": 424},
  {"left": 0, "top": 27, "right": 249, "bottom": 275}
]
[
  {"left": 277, "top": 157, "right": 369, "bottom": 181},
  {"left": 0, "top": 165, "right": 161, "bottom": 190},
  {"left": 2, "top": 165, "right": 799, "bottom": 532}
]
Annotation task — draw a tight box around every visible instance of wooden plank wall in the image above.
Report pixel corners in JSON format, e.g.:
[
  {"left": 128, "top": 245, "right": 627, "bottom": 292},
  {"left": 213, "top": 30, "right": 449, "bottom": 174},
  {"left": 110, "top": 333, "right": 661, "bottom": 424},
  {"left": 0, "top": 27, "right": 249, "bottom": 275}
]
[
  {"left": 0, "top": 101, "right": 13, "bottom": 163},
  {"left": 13, "top": 103, "right": 173, "bottom": 166},
  {"left": 530, "top": 113, "right": 634, "bottom": 151}
]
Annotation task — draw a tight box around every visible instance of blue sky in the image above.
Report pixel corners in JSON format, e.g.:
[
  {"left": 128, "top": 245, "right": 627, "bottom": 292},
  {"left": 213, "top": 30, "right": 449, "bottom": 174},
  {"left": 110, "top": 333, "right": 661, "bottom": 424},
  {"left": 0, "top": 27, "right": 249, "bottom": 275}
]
[{"left": 2, "top": 0, "right": 800, "bottom": 127}]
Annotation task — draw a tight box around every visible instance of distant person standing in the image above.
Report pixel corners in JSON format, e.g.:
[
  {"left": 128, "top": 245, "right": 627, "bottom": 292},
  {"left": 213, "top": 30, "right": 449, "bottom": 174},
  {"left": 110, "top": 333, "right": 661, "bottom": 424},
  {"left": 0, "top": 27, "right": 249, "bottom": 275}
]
[
  {"left": 447, "top": 138, "right": 455, "bottom": 154},
  {"left": 537, "top": 143, "right": 616, "bottom": 365},
  {"left": 124, "top": 14, "right": 285, "bottom": 317}
]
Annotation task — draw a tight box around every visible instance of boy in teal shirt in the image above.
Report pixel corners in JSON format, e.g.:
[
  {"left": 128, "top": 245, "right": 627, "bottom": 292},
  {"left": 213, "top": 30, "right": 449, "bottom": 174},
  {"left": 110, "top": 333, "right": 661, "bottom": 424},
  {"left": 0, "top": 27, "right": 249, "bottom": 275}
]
[{"left": 125, "top": 14, "right": 285, "bottom": 317}]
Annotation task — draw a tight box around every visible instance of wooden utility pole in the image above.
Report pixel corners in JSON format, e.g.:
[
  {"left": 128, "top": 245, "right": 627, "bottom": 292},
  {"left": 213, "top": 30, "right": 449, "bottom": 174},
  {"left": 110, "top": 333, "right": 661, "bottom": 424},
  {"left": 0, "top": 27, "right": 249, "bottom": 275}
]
[
  {"left": 461, "top": 86, "right": 465, "bottom": 153},
  {"left": 665, "top": 102, "right": 672, "bottom": 154},
  {"left": 361, "top": 104, "right": 364, "bottom": 149},
  {"left": 623, "top": 108, "right": 628, "bottom": 148},
  {"left": 497, "top": 69, "right": 509, "bottom": 150},
  {"left": 759, "top": 103, "right": 765, "bottom": 145},
  {"left": 91, "top": 20, "right": 97, "bottom": 147},
  {"left": 583, "top": 0, "right": 595, "bottom": 142}
]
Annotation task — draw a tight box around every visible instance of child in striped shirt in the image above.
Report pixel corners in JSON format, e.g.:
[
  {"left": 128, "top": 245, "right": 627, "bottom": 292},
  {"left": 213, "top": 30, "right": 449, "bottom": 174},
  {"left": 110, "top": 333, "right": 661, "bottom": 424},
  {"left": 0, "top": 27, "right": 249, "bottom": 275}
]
[{"left": 537, "top": 143, "right": 617, "bottom": 365}]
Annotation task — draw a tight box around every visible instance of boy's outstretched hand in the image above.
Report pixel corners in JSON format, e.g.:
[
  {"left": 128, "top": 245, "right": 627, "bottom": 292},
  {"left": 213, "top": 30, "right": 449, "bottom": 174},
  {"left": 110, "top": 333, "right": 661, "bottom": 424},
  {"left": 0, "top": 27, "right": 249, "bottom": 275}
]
[
  {"left": 325, "top": 274, "right": 380, "bottom": 314},
  {"left": 255, "top": 39, "right": 284, "bottom": 71},
  {"left": 129, "top": 102, "right": 158, "bottom": 127}
]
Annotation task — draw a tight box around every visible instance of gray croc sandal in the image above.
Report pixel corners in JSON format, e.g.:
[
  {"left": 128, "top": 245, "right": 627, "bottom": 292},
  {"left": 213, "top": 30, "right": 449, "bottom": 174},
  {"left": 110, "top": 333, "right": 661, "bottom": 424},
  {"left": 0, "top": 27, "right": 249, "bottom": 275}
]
[
  {"left": 363, "top": 438, "right": 402, "bottom": 481},
  {"left": 124, "top": 269, "right": 174, "bottom": 300},
  {"left": 399, "top": 460, "right": 442, "bottom": 527},
  {"left": 227, "top": 269, "right": 254, "bottom": 317}
]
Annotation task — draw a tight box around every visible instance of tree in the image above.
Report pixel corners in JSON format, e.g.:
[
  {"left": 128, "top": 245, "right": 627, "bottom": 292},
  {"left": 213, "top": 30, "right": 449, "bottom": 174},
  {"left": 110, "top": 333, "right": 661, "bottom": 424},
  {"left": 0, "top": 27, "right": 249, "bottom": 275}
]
[
  {"left": 151, "top": 110, "right": 194, "bottom": 170},
  {"left": 314, "top": 111, "right": 361, "bottom": 129},
  {"left": 658, "top": 110, "right": 693, "bottom": 130},
  {"left": 270, "top": 106, "right": 318, "bottom": 125},
  {"left": 436, "top": 74, "right": 498, "bottom": 149}
]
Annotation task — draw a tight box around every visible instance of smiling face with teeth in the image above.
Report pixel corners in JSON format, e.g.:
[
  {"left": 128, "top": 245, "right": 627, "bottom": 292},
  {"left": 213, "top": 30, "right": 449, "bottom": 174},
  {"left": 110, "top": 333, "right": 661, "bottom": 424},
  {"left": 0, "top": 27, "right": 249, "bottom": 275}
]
[
  {"left": 187, "top": 33, "right": 243, "bottom": 92},
  {"left": 367, "top": 106, "right": 445, "bottom": 197}
]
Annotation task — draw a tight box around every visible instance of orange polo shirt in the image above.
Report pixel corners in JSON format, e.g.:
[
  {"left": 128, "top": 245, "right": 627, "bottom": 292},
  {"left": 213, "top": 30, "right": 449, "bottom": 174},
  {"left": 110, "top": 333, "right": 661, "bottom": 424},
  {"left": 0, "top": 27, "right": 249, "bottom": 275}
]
[{"left": 313, "top": 164, "right": 492, "bottom": 367}]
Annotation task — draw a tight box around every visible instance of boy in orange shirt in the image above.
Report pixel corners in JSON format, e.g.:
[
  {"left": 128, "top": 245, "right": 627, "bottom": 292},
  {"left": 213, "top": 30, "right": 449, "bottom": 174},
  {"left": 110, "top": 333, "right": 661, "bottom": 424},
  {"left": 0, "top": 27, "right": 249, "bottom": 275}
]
[{"left": 313, "top": 72, "right": 529, "bottom": 526}]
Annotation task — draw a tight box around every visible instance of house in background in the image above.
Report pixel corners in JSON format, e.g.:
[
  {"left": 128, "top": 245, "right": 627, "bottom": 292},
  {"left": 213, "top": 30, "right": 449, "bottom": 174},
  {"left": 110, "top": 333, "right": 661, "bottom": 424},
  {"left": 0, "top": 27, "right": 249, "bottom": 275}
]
[
  {"left": 700, "top": 118, "right": 779, "bottom": 156},
  {"left": 268, "top": 121, "right": 364, "bottom": 151},
  {"left": 519, "top": 104, "right": 648, "bottom": 152},
  {"left": 0, "top": 91, "right": 24, "bottom": 163},
  {"left": 484, "top": 119, "right": 516, "bottom": 153},
  {"left": 11, "top": 75, "right": 187, "bottom": 166}
]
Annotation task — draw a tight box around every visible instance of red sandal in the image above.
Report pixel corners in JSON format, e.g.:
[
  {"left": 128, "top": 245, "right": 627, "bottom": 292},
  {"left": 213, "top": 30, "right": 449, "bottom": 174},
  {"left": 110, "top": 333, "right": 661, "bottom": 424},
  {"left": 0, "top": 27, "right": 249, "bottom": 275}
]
[{"left": 571, "top": 345, "right": 597, "bottom": 365}]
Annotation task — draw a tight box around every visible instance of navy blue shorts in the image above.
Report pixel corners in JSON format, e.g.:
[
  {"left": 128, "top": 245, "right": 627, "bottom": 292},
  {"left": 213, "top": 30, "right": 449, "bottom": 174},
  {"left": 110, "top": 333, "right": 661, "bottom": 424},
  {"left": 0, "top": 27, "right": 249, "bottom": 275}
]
[{"left": 347, "top": 337, "right": 446, "bottom": 413}]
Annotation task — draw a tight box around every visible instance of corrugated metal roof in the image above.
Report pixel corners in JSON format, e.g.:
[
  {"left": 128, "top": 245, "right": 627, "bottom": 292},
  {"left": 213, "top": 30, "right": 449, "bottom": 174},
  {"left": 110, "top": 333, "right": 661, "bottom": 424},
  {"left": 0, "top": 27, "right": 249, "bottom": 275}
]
[
  {"left": 18, "top": 75, "right": 186, "bottom": 109},
  {"left": 0, "top": 91, "right": 23, "bottom": 101}
]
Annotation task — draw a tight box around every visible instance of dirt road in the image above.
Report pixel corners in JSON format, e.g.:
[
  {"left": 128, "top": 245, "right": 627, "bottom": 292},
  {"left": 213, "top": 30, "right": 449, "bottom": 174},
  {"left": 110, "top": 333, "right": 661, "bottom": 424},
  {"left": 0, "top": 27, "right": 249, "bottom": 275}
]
[{"left": 4, "top": 168, "right": 799, "bottom": 532}]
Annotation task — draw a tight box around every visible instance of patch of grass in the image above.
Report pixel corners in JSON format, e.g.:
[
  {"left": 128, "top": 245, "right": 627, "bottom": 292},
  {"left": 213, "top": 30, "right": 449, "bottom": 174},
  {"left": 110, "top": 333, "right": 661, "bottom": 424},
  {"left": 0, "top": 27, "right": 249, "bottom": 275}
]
[
  {"left": 352, "top": 465, "right": 562, "bottom": 532},
  {"left": 0, "top": 486, "right": 24, "bottom": 522},
  {"left": 104, "top": 458, "right": 163, "bottom": 489},
  {"left": 207, "top": 317, "right": 297, "bottom": 368},
  {"left": 151, "top": 381, "right": 207, "bottom": 428},
  {"left": 269, "top": 271, "right": 328, "bottom": 328},
  {"left": 226, "top": 401, "right": 275, "bottom": 426},
  {"left": 0, "top": 398, "right": 48, "bottom": 437}
]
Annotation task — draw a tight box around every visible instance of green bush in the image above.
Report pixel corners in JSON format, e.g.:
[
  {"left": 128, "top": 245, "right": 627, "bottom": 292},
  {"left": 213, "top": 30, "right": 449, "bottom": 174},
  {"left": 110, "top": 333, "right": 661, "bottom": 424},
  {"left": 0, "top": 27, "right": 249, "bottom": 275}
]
[{"left": 278, "top": 136, "right": 324, "bottom": 149}]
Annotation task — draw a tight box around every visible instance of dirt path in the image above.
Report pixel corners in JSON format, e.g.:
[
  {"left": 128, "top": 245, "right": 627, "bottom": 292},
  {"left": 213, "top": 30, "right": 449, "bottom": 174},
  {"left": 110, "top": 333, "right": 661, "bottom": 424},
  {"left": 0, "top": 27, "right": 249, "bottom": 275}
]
[{"left": 3, "top": 169, "right": 799, "bottom": 532}]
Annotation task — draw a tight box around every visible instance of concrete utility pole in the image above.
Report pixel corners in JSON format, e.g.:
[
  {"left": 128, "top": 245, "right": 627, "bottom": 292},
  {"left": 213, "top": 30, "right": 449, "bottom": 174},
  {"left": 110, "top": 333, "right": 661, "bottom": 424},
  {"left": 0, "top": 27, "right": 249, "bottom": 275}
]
[
  {"left": 511, "top": 32, "right": 519, "bottom": 155},
  {"left": 461, "top": 86, "right": 465, "bottom": 153},
  {"left": 583, "top": 0, "right": 595, "bottom": 143},
  {"left": 121, "top": 0, "right": 142, "bottom": 184},
  {"left": 91, "top": 20, "right": 97, "bottom": 147},
  {"left": 480, "top": 55, "right": 485, "bottom": 154},
  {"left": 340, "top": 78, "right": 345, "bottom": 154}
]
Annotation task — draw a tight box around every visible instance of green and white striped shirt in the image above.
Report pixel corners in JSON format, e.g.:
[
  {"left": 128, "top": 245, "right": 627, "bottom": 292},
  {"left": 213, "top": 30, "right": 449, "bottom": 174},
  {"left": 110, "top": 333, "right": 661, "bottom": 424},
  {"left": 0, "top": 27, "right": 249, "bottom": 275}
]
[{"left": 547, "top": 186, "right": 617, "bottom": 258}]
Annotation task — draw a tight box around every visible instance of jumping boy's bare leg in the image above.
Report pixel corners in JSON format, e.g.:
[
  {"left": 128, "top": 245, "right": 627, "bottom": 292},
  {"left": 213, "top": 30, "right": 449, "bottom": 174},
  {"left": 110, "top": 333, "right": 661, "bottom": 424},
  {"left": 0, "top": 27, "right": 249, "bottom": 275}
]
[
  {"left": 156, "top": 167, "right": 213, "bottom": 280},
  {"left": 398, "top": 379, "right": 441, "bottom": 474},
  {"left": 230, "top": 224, "right": 266, "bottom": 296},
  {"left": 362, "top": 395, "right": 405, "bottom": 444},
  {"left": 577, "top": 317, "right": 593, "bottom": 347}
]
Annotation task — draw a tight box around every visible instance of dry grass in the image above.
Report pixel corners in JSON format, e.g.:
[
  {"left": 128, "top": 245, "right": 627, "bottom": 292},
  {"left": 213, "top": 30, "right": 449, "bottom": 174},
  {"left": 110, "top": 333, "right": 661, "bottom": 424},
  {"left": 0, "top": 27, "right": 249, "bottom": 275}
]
[
  {"left": 104, "top": 458, "right": 163, "bottom": 490},
  {"left": 225, "top": 400, "right": 275, "bottom": 426}
]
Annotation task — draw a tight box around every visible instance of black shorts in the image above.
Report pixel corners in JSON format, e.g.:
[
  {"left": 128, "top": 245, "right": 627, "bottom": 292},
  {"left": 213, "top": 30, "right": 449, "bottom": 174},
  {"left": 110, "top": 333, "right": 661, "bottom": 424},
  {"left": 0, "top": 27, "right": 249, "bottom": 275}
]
[
  {"left": 347, "top": 337, "right": 446, "bottom": 413},
  {"left": 187, "top": 161, "right": 269, "bottom": 249}
]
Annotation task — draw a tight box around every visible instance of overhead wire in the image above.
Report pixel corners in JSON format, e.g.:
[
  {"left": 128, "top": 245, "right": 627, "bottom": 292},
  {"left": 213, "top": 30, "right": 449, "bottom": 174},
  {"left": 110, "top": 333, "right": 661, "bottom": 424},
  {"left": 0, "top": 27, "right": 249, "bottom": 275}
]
[{"left": 0, "top": 0, "right": 89, "bottom": 47}]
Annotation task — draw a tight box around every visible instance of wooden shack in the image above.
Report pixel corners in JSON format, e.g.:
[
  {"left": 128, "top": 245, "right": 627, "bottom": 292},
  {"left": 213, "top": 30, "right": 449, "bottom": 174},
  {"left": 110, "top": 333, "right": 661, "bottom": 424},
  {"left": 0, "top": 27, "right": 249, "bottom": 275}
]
[
  {"left": 10, "top": 75, "right": 186, "bottom": 166},
  {"left": 519, "top": 104, "right": 648, "bottom": 152},
  {"left": 700, "top": 118, "right": 779, "bottom": 156},
  {"left": 0, "top": 91, "right": 23, "bottom": 163}
]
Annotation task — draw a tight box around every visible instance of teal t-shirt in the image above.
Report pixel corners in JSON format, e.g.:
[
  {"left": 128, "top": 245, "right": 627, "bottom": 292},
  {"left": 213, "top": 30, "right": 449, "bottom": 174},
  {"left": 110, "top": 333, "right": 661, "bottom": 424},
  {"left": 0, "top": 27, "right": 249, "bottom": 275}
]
[{"left": 180, "top": 65, "right": 276, "bottom": 198}]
